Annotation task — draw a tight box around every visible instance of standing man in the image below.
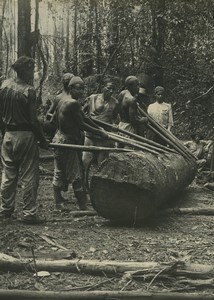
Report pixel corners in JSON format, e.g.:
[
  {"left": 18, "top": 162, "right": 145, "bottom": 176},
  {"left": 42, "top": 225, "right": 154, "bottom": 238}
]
[
  {"left": 52, "top": 76, "right": 108, "bottom": 210},
  {"left": 147, "top": 86, "right": 174, "bottom": 145},
  {"left": 46, "top": 73, "right": 74, "bottom": 121},
  {"left": 0, "top": 56, "right": 49, "bottom": 224},
  {"left": 118, "top": 76, "right": 147, "bottom": 134},
  {"left": 82, "top": 79, "right": 119, "bottom": 171}
]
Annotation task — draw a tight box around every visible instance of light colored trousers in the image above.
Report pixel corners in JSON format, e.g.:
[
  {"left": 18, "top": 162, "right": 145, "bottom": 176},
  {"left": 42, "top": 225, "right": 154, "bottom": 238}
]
[{"left": 0, "top": 131, "right": 39, "bottom": 218}]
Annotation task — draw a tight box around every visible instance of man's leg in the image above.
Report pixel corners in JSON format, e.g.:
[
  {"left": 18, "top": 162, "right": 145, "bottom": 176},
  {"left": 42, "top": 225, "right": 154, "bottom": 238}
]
[
  {"left": 0, "top": 161, "right": 18, "bottom": 217},
  {"left": 19, "top": 136, "right": 39, "bottom": 219},
  {"left": 0, "top": 136, "right": 18, "bottom": 218},
  {"left": 82, "top": 137, "right": 94, "bottom": 179},
  {"left": 72, "top": 178, "right": 88, "bottom": 210}
]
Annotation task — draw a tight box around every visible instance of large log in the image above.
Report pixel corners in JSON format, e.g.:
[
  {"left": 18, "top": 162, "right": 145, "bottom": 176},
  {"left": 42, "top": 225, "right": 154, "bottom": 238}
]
[
  {"left": 0, "top": 290, "right": 213, "bottom": 300},
  {"left": 90, "top": 151, "right": 197, "bottom": 222}
]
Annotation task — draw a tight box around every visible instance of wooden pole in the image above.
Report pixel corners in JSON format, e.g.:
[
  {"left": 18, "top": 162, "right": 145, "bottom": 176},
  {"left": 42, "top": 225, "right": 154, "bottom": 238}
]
[
  {"left": 106, "top": 134, "right": 159, "bottom": 155},
  {"left": 2, "top": 253, "right": 214, "bottom": 277},
  {"left": 49, "top": 143, "right": 133, "bottom": 153},
  {"left": 91, "top": 118, "right": 176, "bottom": 154},
  {"left": 109, "top": 132, "right": 169, "bottom": 155},
  {"left": 137, "top": 106, "right": 196, "bottom": 160},
  {"left": 147, "top": 124, "right": 191, "bottom": 160},
  {"left": 0, "top": 289, "right": 212, "bottom": 300}
]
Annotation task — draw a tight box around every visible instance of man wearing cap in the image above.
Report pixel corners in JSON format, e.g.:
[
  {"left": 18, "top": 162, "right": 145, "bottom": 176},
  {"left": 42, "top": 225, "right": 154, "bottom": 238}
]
[
  {"left": 82, "top": 79, "right": 119, "bottom": 172},
  {"left": 51, "top": 75, "right": 108, "bottom": 210},
  {"left": 118, "top": 76, "right": 148, "bottom": 135},
  {"left": 147, "top": 86, "right": 173, "bottom": 145},
  {"left": 0, "top": 56, "right": 49, "bottom": 224},
  {"left": 46, "top": 73, "right": 74, "bottom": 121}
]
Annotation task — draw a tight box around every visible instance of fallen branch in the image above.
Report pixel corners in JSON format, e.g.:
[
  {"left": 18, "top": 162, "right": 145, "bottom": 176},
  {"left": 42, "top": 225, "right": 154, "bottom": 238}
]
[
  {"left": 1, "top": 254, "right": 214, "bottom": 279},
  {"left": 0, "top": 289, "right": 213, "bottom": 300},
  {"left": 159, "top": 207, "right": 214, "bottom": 216},
  {"left": 39, "top": 234, "right": 68, "bottom": 251}
]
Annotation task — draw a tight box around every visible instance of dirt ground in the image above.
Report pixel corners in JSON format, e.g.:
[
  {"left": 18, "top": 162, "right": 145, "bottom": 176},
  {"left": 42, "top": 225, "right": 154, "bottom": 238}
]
[{"left": 0, "top": 149, "right": 214, "bottom": 295}]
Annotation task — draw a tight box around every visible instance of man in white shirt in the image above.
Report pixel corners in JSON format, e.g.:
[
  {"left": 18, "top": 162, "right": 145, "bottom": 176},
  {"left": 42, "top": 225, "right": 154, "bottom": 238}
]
[{"left": 147, "top": 86, "right": 173, "bottom": 145}]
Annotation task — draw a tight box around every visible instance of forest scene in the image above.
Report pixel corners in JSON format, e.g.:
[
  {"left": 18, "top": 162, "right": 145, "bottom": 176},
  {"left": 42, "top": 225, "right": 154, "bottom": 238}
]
[
  {"left": 0, "top": 0, "right": 214, "bottom": 299},
  {"left": 0, "top": 0, "right": 213, "bottom": 138}
]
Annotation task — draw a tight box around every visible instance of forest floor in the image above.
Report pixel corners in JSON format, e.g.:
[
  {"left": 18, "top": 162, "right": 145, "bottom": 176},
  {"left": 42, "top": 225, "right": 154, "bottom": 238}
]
[{"left": 0, "top": 149, "right": 214, "bottom": 297}]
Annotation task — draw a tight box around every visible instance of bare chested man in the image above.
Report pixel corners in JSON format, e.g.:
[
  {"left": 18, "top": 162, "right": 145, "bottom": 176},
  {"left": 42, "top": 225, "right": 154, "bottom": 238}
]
[
  {"left": 82, "top": 79, "right": 119, "bottom": 171},
  {"left": 118, "top": 76, "right": 147, "bottom": 134},
  {"left": 51, "top": 76, "right": 108, "bottom": 210}
]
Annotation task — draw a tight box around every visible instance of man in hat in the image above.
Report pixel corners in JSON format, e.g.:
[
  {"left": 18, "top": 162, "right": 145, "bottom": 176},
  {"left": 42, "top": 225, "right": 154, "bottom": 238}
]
[
  {"left": 118, "top": 76, "right": 147, "bottom": 135},
  {"left": 82, "top": 79, "right": 119, "bottom": 172},
  {"left": 0, "top": 56, "right": 49, "bottom": 224},
  {"left": 51, "top": 75, "right": 108, "bottom": 210},
  {"left": 147, "top": 86, "right": 173, "bottom": 145},
  {"left": 184, "top": 133, "right": 213, "bottom": 172},
  {"left": 46, "top": 73, "right": 74, "bottom": 121}
]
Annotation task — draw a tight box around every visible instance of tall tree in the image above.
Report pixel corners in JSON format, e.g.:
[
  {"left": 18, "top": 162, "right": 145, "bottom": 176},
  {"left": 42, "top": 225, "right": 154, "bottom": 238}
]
[
  {"left": 18, "top": 0, "right": 32, "bottom": 57},
  {"left": 0, "top": 0, "right": 7, "bottom": 78}
]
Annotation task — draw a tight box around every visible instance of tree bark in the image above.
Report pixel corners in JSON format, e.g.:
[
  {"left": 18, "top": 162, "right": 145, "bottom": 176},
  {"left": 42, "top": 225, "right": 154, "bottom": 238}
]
[
  {"left": 0, "top": 0, "right": 7, "bottom": 77},
  {"left": 18, "top": 0, "right": 32, "bottom": 57},
  {"left": 90, "top": 151, "right": 196, "bottom": 222},
  {"left": 0, "top": 289, "right": 213, "bottom": 300}
]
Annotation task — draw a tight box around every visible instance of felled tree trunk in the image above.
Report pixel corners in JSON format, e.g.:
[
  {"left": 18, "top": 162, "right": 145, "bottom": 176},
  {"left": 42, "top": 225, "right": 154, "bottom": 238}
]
[
  {"left": 0, "top": 289, "right": 213, "bottom": 300},
  {"left": 90, "top": 152, "right": 197, "bottom": 222}
]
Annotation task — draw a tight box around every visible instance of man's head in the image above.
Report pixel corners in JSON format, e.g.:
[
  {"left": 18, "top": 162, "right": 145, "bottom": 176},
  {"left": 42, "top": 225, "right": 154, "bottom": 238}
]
[
  {"left": 191, "top": 132, "right": 203, "bottom": 143},
  {"left": 68, "top": 76, "right": 84, "bottom": 100},
  {"left": 125, "top": 76, "right": 139, "bottom": 96},
  {"left": 155, "top": 86, "right": 165, "bottom": 103},
  {"left": 102, "top": 79, "right": 115, "bottom": 101},
  {"left": 12, "top": 56, "right": 35, "bottom": 82},
  {"left": 62, "top": 73, "right": 74, "bottom": 92}
]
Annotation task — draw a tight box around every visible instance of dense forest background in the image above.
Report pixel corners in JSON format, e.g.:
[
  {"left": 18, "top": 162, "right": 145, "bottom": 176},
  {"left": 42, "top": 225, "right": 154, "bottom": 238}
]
[{"left": 0, "top": 0, "right": 213, "bottom": 138}]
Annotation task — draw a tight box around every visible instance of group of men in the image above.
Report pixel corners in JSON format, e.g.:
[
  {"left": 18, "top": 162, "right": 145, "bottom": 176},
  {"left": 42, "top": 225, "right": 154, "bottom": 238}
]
[{"left": 1, "top": 55, "right": 200, "bottom": 224}]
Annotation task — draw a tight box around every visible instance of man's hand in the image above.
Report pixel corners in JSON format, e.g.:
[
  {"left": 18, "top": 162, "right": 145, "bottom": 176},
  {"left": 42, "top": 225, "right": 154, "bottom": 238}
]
[
  {"left": 140, "top": 117, "right": 148, "bottom": 124},
  {"left": 98, "top": 128, "right": 109, "bottom": 139},
  {"left": 39, "top": 140, "right": 49, "bottom": 150}
]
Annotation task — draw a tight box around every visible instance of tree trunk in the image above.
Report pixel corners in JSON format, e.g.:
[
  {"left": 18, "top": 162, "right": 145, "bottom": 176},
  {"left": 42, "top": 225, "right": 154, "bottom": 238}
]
[
  {"left": 32, "top": 0, "right": 39, "bottom": 59},
  {"left": 0, "top": 0, "right": 7, "bottom": 78},
  {"left": 0, "top": 289, "right": 213, "bottom": 300},
  {"left": 18, "top": 0, "right": 32, "bottom": 57},
  {"left": 72, "top": 0, "right": 78, "bottom": 74},
  {"left": 90, "top": 152, "right": 197, "bottom": 222},
  {"left": 65, "top": 0, "right": 70, "bottom": 71},
  {"left": 94, "top": 0, "right": 101, "bottom": 74}
]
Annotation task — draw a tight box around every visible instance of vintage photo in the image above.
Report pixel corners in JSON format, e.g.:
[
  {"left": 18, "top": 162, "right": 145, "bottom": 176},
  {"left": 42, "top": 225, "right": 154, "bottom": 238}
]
[{"left": 0, "top": 0, "right": 213, "bottom": 299}]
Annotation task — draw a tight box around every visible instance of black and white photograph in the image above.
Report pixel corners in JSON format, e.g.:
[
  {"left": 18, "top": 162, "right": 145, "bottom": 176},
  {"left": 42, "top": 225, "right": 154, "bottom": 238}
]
[{"left": 0, "top": 0, "right": 214, "bottom": 299}]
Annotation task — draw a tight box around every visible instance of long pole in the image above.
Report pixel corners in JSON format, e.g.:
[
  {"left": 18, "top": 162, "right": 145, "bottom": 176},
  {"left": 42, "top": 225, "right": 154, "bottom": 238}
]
[
  {"left": 137, "top": 105, "right": 197, "bottom": 160},
  {"left": 91, "top": 118, "right": 176, "bottom": 154},
  {"left": 49, "top": 143, "right": 133, "bottom": 153},
  {"left": 106, "top": 134, "right": 159, "bottom": 155},
  {"left": 109, "top": 132, "right": 170, "bottom": 155}
]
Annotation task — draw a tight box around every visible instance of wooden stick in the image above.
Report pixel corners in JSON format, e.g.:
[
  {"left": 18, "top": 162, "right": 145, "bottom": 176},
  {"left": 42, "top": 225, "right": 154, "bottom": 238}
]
[
  {"left": 159, "top": 207, "right": 214, "bottom": 216},
  {"left": 138, "top": 106, "right": 196, "bottom": 160},
  {"left": 109, "top": 132, "right": 169, "bottom": 155},
  {"left": 0, "top": 289, "right": 213, "bottom": 300},
  {"left": 91, "top": 118, "right": 176, "bottom": 154},
  {"left": 2, "top": 253, "right": 214, "bottom": 276},
  {"left": 49, "top": 143, "right": 133, "bottom": 153},
  {"left": 210, "top": 142, "right": 214, "bottom": 173},
  {"left": 106, "top": 134, "right": 159, "bottom": 155},
  {"left": 147, "top": 124, "right": 191, "bottom": 160}
]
